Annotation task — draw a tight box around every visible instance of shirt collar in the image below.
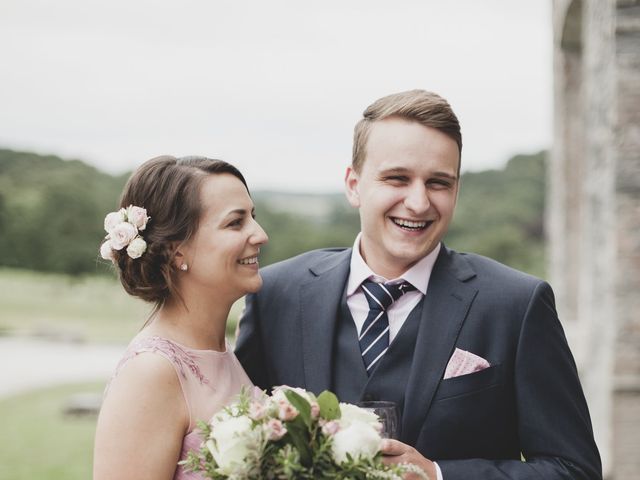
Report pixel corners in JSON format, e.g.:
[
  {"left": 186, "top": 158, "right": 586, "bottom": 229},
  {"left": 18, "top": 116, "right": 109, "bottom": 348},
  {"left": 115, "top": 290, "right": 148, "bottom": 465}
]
[{"left": 347, "top": 232, "right": 441, "bottom": 296}]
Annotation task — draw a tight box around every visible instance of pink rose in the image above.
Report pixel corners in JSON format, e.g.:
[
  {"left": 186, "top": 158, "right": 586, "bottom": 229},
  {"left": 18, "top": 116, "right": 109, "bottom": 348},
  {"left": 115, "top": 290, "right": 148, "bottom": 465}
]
[
  {"left": 264, "top": 418, "right": 287, "bottom": 441},
  {"left": 126, "top": 205, "right": 149, "bottom": 231},
  {"left": 277, "top": 399, "right": 299, "bottom": 422},
  {"left": 249, "top": 401, "right": 267, "bottom": 421},
  {"left": 310, "top": 401, "right": 320, "bottom": 419},
  {"left": 321, "top": 420, "right": 340, "bottom": 436},
  {"left": 104, "top": 209, "right": 126, "bottom": 233},
  {"left": 109, "top": 222, "right": 138, "bottom": 250}
]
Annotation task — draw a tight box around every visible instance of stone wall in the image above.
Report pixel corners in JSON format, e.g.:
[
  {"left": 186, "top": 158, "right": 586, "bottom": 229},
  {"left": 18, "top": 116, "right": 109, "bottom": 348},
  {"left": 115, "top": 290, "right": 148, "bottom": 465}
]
[{"left": 550, "top": 0, "right": 640, "bottom": 478}]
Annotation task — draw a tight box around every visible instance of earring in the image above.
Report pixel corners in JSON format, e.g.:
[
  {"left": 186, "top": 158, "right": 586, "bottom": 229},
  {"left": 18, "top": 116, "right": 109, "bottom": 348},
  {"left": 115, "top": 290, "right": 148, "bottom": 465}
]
[{"left": 180, "top": 264, "right": 188, "bottom": 271}]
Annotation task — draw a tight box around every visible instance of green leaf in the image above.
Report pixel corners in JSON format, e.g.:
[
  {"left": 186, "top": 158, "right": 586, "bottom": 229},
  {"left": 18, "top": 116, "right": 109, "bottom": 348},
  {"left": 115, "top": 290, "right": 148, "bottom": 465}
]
[
  {"left": 284, "top": 389, "right": 312, "bottom": 427},
  {"left": 286, "top": 422, "right": 313, "bottom": 467},
  {"left": 317, "top": 391, "right": 341, "bottom": 420}
]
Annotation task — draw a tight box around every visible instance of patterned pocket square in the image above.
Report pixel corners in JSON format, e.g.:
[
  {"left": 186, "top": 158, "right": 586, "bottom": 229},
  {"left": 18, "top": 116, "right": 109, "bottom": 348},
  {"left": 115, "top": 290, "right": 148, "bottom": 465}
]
[{"left": 444, "top": 348, "right": 491, "bottom": 379}]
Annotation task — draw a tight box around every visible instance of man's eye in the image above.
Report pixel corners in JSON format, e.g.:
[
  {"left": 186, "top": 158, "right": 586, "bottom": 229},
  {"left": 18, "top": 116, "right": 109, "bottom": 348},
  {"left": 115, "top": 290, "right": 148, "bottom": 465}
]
[
  {"left": 428, "top": 179, "right": 452, "bottom": 189},
  {"left": 385, "top": 176, "right": 408, "bottom": 183}
]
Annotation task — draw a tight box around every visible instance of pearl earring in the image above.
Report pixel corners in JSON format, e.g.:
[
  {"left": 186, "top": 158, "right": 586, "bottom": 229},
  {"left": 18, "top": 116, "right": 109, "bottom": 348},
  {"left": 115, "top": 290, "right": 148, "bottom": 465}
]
[{"left": 180, "top": 264, "right": 188, "bottom": 271}]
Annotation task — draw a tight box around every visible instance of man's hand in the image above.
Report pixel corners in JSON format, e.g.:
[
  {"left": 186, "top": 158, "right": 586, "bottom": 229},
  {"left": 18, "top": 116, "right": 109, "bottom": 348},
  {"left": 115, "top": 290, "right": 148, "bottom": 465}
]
[{"left": 380, "top": 439, "right": 436, "bottom": 480}]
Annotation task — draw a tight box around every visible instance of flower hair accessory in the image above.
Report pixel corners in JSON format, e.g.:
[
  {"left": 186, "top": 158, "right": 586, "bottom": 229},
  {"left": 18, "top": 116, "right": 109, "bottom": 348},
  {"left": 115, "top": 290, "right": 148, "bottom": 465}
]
[{"left": 100, "top": 205, "right": 150, "bottom": 261}]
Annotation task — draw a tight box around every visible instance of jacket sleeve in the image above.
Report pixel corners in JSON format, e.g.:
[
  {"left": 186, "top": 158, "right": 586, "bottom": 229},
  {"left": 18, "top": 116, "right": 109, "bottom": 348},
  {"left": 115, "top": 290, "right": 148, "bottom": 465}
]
[
  {"left": 234, "top": 291, "right": 270, "bottom": 391},
  {"left": 438, "top": 282, "right": 602, "bottom": 479}
]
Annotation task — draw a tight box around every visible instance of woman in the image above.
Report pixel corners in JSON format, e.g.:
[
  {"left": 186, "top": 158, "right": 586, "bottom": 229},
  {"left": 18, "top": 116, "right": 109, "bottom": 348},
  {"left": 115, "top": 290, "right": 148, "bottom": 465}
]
[{"left": 93, "top": 155, "right": 268, "bottom": 480}]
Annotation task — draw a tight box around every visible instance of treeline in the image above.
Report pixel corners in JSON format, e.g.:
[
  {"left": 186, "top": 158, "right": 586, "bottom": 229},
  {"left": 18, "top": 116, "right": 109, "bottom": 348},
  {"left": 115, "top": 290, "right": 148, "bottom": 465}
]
[{"left": 0, "top": 148, "right": 546, "bottom": 278}]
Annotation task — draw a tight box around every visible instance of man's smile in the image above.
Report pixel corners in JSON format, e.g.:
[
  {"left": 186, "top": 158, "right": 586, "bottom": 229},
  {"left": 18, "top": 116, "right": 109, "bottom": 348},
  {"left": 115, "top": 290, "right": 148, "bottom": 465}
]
[{"left": 389, "top": 217, "right": 434, "bottom": 232}]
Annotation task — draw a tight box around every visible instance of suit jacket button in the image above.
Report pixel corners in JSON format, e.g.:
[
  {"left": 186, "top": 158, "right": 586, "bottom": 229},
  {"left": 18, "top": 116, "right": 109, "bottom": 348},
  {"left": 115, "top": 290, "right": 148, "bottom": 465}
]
[{"left": 362, "top": 394, "right": 374, "bottom": 401}]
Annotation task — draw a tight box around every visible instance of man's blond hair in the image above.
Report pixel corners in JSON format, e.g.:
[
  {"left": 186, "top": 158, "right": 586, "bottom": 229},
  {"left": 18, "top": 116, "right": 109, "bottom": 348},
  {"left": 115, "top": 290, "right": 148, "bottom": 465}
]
[{"left": 352, "top": 89, "right": 462, "bottom": 173}]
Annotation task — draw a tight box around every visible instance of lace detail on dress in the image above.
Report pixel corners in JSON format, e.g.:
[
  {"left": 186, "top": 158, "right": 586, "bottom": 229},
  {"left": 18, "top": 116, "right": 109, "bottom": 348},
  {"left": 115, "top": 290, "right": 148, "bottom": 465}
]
[{"left": 111, "top": 336, "right": 210, "bottom": 387}]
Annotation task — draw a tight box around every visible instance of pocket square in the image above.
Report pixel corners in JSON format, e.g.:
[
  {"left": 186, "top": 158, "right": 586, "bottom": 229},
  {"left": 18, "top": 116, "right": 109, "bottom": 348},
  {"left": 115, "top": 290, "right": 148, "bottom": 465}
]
[{"left": 444, "top": 348, "right": 491, "bottom": 379}]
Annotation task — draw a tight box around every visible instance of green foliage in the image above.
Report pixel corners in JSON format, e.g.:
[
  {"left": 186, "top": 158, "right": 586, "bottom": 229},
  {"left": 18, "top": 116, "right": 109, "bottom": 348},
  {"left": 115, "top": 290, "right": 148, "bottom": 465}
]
[
  {"left": 318, "top": 391, "right": 341, "bottom": 420},
  {"left": 0, "top": 147, "right": 547, "bottom": 278},
  {"left": 445, "top": 151, "right": 547, "bottom": 277}
]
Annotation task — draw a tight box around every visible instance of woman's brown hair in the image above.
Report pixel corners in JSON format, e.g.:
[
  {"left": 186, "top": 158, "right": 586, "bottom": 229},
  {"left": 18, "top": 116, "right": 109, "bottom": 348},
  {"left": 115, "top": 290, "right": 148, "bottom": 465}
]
[{"left": 102, "top": 155, "right": 248, "bottom": 308}]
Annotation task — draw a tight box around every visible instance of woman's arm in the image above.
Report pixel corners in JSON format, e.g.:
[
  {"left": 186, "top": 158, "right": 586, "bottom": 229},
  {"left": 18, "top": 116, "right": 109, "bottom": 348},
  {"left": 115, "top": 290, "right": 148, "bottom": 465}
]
[{"left": 93, "top": 352, "right": 189, "bottom": 480}]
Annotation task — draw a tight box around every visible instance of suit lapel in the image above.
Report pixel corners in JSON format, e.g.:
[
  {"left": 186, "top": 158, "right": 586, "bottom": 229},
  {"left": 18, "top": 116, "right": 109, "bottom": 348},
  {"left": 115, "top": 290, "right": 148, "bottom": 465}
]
[
  {"left": 401, "top": 247, "right": 478, "bottom": 445},
  {"left": 300, "top": 249, "right": 352, "bottom": 395}
]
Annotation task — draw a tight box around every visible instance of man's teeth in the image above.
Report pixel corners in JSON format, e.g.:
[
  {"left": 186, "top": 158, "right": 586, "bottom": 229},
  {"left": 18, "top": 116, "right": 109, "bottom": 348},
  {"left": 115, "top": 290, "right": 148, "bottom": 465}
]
[
  {"left": 392, "top": 218, "right": 428, "bottom": 229},
  {"left": 238, "top": 256, "right": 258, "bottom": 265}
]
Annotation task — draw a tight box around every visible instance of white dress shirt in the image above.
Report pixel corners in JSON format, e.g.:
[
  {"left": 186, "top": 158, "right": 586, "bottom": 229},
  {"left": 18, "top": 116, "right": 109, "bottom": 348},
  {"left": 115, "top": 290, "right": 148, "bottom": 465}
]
[{"left": 346, "top": 233, "right": 444, "bottom": 480}]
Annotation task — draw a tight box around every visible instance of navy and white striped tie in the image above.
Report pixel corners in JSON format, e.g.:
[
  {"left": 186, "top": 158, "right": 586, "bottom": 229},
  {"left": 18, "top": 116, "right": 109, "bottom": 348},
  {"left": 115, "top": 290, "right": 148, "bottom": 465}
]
[{"left": 359, "top": 280, "right": 416, "bottom": 374}]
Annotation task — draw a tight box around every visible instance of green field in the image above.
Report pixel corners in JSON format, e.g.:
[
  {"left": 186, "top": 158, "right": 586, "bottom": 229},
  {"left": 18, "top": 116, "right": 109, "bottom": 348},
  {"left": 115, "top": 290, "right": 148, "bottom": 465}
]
[
  {"left": 0, "top": 382, "right": 104, "bottom": 480},
  {"left": 0, "top": 268, "right": 244, "bottom": 343}
]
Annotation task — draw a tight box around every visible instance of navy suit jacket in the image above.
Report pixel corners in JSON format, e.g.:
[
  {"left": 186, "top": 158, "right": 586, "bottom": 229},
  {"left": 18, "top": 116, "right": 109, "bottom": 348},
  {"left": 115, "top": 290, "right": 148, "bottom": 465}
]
[{"left": 235, "top": 246, "right": 602, "bottom": 479}]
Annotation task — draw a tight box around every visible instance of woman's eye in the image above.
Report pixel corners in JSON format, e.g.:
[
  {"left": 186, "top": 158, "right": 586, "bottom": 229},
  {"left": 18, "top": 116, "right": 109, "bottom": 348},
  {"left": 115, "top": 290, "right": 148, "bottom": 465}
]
[{"left": 228, "top": 218, "right": 243, "bottom": 227}]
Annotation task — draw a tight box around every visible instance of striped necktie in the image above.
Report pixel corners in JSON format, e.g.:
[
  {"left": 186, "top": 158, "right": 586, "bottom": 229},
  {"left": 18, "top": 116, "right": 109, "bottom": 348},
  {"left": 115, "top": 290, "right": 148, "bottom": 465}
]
[{"left": 359, "top": 280, "right": 416, "bottom": 374}]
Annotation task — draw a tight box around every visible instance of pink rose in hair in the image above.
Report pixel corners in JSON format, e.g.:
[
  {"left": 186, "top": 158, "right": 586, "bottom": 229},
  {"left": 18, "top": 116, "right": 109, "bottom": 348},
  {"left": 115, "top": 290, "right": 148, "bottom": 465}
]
[
  {"left": 109, "top": 222, "right": 138, "bottom": 250},
  {"left": 104, "top": 209, "right": 126, "bottom": 233},
  {"left": 126, "top": 205, "right": 149, "bottom": 231}
]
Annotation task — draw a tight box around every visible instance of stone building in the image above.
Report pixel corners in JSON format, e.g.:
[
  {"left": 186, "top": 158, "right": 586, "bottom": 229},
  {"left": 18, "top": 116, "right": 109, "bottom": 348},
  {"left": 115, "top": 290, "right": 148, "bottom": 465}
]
[{"left": 549, "top": 0, "right": 640, "bottom": 478}]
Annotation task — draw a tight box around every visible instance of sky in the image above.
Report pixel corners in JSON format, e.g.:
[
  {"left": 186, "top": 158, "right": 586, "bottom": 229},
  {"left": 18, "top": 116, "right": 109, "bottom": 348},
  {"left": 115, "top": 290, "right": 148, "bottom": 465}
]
[{"left": 0, "top": 0, "right": 552, "bottom": 192}]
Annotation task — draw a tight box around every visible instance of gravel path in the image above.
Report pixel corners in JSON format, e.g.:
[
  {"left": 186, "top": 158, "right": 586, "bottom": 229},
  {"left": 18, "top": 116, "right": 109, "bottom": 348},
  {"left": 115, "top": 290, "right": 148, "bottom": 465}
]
[{"left": 0, "top": 336, "right": 125, "bottom": 399}]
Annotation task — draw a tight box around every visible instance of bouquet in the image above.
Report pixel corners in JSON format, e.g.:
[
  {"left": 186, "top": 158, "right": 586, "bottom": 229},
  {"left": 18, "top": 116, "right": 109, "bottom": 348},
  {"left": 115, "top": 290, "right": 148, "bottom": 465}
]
[{"left": 181, "top": 386, "right": 426, "bottom": 479}]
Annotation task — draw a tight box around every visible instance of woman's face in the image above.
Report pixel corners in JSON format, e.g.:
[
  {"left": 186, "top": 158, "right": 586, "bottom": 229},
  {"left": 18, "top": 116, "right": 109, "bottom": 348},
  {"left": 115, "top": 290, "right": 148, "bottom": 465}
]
[{"left": 179, "top": 173, "right": 268, "bottom": 300}]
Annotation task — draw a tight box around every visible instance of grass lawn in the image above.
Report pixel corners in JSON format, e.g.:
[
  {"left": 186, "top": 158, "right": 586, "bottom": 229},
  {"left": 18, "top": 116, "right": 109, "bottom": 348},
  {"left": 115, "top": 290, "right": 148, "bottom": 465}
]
[
  {"left": 0, "top": 382, "right": 105, "bottom": 480},
  {"left": 0, "top": 268, "right": 244, "bottom": 344}
]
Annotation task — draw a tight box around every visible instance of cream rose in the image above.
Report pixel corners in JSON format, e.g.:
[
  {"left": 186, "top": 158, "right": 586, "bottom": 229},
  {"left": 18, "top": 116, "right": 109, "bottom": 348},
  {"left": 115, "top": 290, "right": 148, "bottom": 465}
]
[
  {"left": 331, "top": 421, "right": 382, "bottom": 464},
  {"left": 126, "top": 205, "right": 149, "bottom": 230},
  {"left": 207, "top": 416, "right": 257, "bottom": 476},
  {"left": 126, "top": 237, "right": 147, "bottom": 259},
  {"left": 338, "top": 403, "right": 381, "bottom": 429},
  {"left": 104, "top": 209, "right": 126, "bottom": 233},
  {"left": 109, "top": 222, "right": 138, "bottom": 250}
]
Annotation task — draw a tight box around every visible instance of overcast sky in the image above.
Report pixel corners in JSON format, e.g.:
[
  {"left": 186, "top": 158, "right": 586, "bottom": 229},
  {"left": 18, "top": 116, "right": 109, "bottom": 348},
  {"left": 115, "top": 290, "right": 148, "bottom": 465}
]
[{"left": 1, "top": 0, "right": 552, "bottom": 192}]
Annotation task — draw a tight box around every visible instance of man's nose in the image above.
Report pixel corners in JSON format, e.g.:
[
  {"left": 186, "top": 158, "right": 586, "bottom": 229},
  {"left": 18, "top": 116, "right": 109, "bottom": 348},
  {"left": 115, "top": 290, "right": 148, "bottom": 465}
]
[{"left": 403, "top": 183, "right": 430, "bottom": 214}]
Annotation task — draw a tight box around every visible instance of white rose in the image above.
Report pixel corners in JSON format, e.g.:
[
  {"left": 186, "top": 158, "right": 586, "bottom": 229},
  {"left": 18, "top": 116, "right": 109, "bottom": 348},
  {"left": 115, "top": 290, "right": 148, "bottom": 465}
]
[
  {"left": 104, "top": 209, "right": 126, "bottom": 233},
  {"left": 272, "top": 385, "right": 313, "bottom": 404},
  {"left": 99, "top": 241, "right": 115, "bottom": 261},
  {"left": 109, "top": 222, "right": 138, "bottom": 250},
  {"left": 208, "top": 416, "right": 256, "bottom": 475},
  {"left": 338, "top": 403, "right": 381, "bottom": 429},
  {"left": 331, "top": 421, "right": 382, "bottom": 464},
  {"left": 126, "top": 205, "right": 149, "bottom": 230},
  {"left": 126, "top": 237, "right": 147, "bottom": 259}
]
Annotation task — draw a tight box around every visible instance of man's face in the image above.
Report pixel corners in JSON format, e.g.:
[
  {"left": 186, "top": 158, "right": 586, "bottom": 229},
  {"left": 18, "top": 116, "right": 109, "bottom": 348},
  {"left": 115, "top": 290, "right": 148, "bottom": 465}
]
[{"left": 345, "top": 116, "right": 460, "bottom": 279}]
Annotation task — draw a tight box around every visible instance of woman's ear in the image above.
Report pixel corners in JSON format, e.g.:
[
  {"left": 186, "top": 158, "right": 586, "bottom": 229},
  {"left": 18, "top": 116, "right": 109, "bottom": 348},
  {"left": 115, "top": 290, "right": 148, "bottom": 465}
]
[{"left": 173, "top": 243, "right": 188, "bottom": 271}]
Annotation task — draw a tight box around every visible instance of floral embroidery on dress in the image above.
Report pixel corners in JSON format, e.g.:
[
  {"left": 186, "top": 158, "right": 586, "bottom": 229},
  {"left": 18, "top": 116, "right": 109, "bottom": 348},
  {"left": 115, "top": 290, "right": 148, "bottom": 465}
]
[{"left": 110, "top": 336, "right": 210, "bottom": 388}]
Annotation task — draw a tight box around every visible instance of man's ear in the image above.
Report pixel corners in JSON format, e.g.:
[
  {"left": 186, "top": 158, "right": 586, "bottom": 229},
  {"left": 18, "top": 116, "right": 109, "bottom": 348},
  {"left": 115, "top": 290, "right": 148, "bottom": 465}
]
[{"left": 344, "top": 166, "right": 361, "bottom": 208}]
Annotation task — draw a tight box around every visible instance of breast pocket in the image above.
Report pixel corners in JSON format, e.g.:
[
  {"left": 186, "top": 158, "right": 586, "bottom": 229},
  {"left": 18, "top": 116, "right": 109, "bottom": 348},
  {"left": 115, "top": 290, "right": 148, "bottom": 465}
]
[{"left": 432, "top": 363, "right": 504, "bottom": 402}]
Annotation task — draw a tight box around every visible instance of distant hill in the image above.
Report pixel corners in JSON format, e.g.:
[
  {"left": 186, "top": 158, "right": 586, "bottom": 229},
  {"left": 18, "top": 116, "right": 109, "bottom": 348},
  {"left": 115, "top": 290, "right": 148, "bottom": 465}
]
[{"left": 0, "top": 148, "right": 546, "bottom": 277}]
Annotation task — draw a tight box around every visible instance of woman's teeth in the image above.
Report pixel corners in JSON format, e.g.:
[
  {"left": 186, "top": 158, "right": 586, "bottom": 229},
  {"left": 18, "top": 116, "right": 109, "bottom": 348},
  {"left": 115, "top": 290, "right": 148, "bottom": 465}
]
[{"left": 238, "top": 256, "right": 258, "bottom": 265}]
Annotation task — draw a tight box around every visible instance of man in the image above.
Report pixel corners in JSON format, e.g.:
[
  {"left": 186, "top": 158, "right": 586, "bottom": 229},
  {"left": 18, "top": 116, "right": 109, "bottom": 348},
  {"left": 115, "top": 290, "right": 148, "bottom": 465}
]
[{"left": 236, "top": 90, "right": 601, "bottom": 479}]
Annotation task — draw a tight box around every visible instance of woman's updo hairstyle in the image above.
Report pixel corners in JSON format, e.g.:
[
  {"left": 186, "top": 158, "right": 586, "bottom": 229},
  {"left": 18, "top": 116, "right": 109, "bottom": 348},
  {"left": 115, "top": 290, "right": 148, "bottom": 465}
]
[{"left": 105, "top": 155, "right": 248, "bottom": 306}]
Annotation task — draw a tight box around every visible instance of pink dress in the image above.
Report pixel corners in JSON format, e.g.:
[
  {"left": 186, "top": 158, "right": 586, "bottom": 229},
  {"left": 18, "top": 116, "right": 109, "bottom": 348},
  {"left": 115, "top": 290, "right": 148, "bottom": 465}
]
[{"left": 107, "top": 335, "right": 253, "bottom": 480}]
